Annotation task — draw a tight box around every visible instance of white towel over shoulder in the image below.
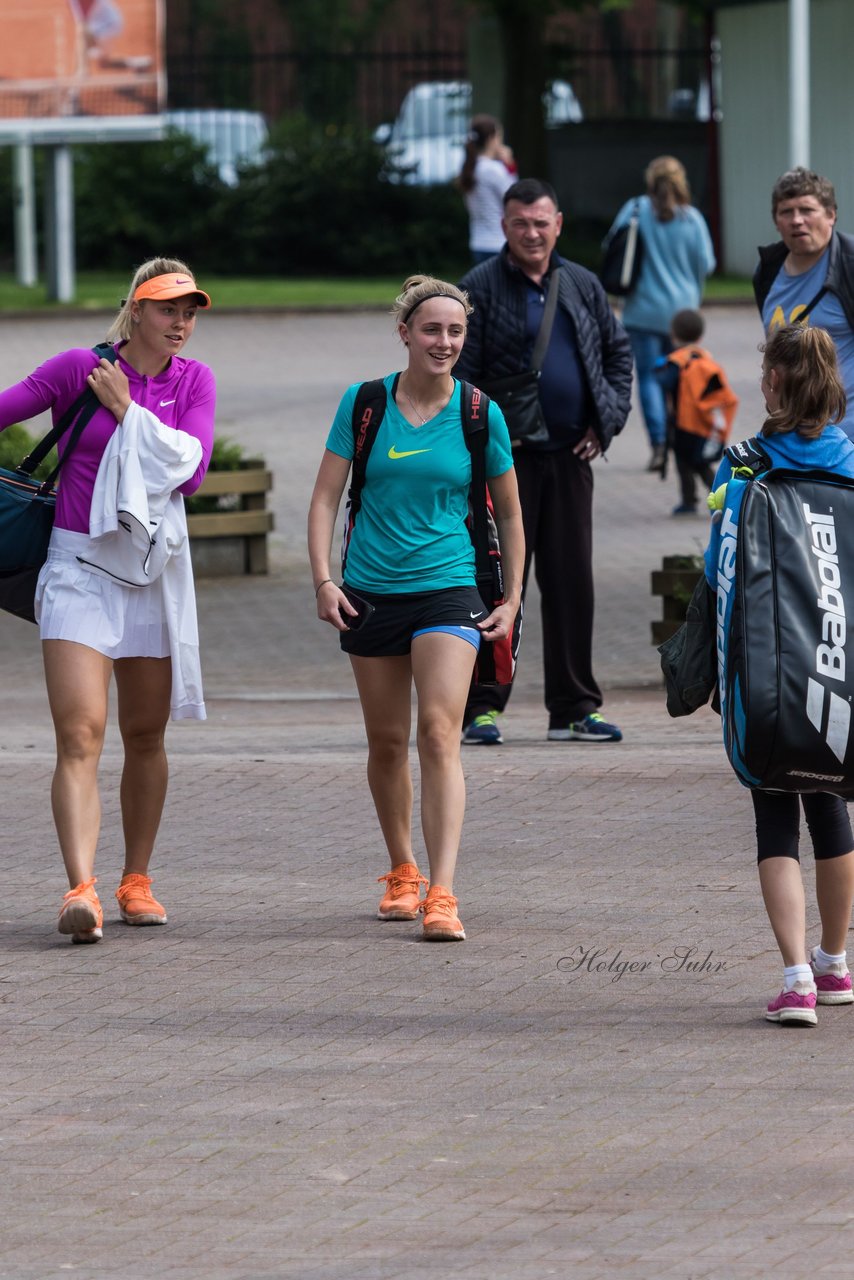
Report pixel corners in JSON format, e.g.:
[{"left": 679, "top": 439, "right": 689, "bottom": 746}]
[{"left": 85, "top": 402, "right": 207, "bottom": 720}]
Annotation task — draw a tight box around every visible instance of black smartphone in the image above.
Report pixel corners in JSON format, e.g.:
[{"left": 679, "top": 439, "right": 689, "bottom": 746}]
[{"left": 340, "top": 588, "right": 376, "bottom": 631}]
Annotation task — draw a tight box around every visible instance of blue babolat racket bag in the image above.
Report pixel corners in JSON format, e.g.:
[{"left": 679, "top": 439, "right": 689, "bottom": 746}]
[{"left": 713, "top": 437, "right": 854, "bottom": 795}]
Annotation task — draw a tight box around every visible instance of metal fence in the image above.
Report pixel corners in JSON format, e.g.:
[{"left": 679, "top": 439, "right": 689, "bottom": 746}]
[{"left": 166, "top": 42, "right": 712, "bottom": 131}]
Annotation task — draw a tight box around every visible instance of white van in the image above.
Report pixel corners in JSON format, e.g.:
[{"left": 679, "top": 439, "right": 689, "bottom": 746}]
[
  {"left": 374, "top": 81, "right": 582, "bottom": 186},
  {"left": 165, "top": 109, "right": 268, "bottom": 185}
]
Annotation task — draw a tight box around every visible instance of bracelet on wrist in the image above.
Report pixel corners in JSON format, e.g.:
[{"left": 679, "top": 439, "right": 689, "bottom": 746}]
[{"left": 314, "top": 578, "right": 333, "bottom": 597}]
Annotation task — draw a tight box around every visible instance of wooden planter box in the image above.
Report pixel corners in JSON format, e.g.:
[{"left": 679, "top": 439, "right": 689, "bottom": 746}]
[
  {"left": 650, "top": 554, "right": 704, "bottom": 645},
  {"left": 186, "top": 463, "right": 274, "bottom": 577}
]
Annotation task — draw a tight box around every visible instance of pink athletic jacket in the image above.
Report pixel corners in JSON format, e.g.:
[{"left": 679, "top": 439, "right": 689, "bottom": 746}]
[{"left": 0, "top": 344, "right": 216, "bottom": 532}]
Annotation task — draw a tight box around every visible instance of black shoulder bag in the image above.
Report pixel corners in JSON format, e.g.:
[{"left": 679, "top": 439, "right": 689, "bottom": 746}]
[
  {"left": 0, "top": 343, "right": 117, "bottom": 623},
  {"left": 478, "top": 269, "right": 561, "bottom": 445},
  {"left": 599, "top": 199, "right": 644, "bottom": 297}
]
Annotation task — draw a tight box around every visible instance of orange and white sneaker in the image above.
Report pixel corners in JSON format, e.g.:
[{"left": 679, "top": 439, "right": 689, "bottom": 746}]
[
  {"left": 115, "top": 873, "right": 167, "bottom": 926},
  {"left": 420, "top": 884, "right": 466, "bottom": 941},
  {"left": 58, "top": 877, "right": 103, "bottom": 944},
  {"left": 377, "top": 863, "right": 428, "bottom": 920}
]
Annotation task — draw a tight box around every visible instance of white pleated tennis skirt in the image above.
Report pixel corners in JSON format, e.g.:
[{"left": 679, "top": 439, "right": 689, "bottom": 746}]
[{"left": 35, "top": 528, "right": 170, "bottom": 660}]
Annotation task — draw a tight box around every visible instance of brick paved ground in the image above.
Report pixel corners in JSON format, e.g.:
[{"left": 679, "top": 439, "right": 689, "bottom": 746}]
[{"left": 2, "top": 308, "right": 852, "bottom": 1280}]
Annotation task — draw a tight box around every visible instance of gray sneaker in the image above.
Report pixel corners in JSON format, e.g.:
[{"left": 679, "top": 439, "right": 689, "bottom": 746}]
[{"left": 548, "top": 712, "right": 622, "bottom": 742}]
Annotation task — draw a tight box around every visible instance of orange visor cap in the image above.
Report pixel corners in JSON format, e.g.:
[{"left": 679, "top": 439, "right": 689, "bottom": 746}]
[{"left": 134, "top": 273, "right": 212, "bottom": 308}]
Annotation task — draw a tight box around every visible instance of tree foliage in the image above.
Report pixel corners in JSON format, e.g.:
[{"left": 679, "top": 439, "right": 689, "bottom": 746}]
[
  {"left": 270, "top": 0, "right": 397, "bottom": 122},
  {"left": 61, "top": 120, "right": 469, "bottom": 279},
  {"left": 473, "top": 0, "right": 630, "bottom": 175},
  {"left": 209, "top": 115, "right": 468, "bottom": 275},
  {"left": 74, "top": 133, "right": 222, "bottom": 269}
]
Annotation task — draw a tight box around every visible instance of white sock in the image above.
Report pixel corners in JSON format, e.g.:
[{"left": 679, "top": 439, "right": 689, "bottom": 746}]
[
  {"left": 784, "top": 963, "right": 814, "bottom": 990},
  {"left": 813, "top": 946, "right": 846, "bottom": 972}
]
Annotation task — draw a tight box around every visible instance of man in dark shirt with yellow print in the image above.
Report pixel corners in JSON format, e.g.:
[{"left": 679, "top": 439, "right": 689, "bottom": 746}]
[{"left": 754, "top": 167, "right": 854, "bottom": 439}]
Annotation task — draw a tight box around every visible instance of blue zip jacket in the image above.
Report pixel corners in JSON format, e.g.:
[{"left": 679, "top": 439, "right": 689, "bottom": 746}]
[{"left": 704, "top": 424, "right": 854, "bottom": 588}]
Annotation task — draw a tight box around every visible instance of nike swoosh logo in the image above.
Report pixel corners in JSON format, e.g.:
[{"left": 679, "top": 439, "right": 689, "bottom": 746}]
[
  {"left": 175, "top": 278, "right": 192, "bottom": 285},
  {"left": 388, "top": 445, "right": 432, "bottom": 459},
  {"left": 160, "top": 398, "right": 177, "bottom": 407},
  {"left": 470, "top": 611, "right": 484, "bottom": 619}
]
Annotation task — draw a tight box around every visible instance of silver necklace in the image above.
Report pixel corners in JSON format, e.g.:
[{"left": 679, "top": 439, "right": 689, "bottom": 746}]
[
  {"left": 403, "top": 387, "right": 429, "bottom": 425},
  {"left": 402, "top": 381, "right": 449, "bottom": 425}
]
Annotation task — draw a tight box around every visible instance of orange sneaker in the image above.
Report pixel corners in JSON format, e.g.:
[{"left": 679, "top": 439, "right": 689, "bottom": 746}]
[
  {"left": 377, "top": 863, "right": 428, "bottom": 920},
  {"left": 420, "top": 885, "right": 466, "bottom": 941},
  {"left": 58, "top": 877, "right": 103, "bottom": 944},
  {"left": 116, "top": 873, "right": 167, "bottom": 926}
]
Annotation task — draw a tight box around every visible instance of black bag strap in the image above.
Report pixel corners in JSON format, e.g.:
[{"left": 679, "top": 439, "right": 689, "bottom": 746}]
[
  {"left": 725, "top": 435, "right": 774, "bottom": 477},
  {"left": 460, "top": 379, "right": 497, "bottom": 684},
  {"left": 459, "top": 380, "right": 492, "bottom": 599},
  {"left": 348, "top": 374, "right": 393, "bottom": 518},
  {"left": 798, "top": 284, "right": 827, "bottom": 323},
  {"left": 17, "top": 343, "right": 119, "bottom": 489},
  {"left": 344, "top": 375, "right": 394, "bottom": 574},
  {"left": 530, "top": 268, "right": 561, "bottom": 373}
]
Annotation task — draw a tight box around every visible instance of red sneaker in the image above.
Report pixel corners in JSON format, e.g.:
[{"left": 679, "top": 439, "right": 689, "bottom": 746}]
[
  {"left": 377, "top": 864, "right": 427, "bottom": 920},
  {"left": 58, "top": 877, "right": 103, "bottom": 944},
  {"left": 116, "top": 873, "right": 167, "bottom": 926}
]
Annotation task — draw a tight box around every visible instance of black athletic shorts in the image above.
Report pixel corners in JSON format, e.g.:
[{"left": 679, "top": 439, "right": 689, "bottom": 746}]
[
  {"left": 339, "top": 584, "right": 486, "bottom": 658},
  {"left": 752, "top": 790, "right": 853, "bottom": 863}
]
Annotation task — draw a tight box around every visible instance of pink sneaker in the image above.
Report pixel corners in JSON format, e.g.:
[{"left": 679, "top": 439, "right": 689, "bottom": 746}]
[
  {"left": 810, "top": 947, "right": 854, "bottom": 1006},
  {"left": 765, "top": 981, "right": 817, "bottom": 1026}
]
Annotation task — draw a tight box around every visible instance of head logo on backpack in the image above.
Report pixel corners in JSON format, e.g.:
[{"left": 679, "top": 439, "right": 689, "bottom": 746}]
[
  {"left": 714, "top": 435, "right": 854, "bottom": 795},
  {"left": 343, "top": 375, "right": 521, "bottom": 687}
]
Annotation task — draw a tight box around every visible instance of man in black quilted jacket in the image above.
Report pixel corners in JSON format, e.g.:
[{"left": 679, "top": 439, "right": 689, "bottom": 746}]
[{"left": 457, "top": 178, "right": 633, "bottom": 745}]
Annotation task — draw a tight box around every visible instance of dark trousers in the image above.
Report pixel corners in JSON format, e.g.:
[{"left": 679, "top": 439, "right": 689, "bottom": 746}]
[
  {"left": 673, "top": 427, "right": 716, "bottom": 509},
  {"left": 466, "top": 445, "right": 601, "bottom": 722}
]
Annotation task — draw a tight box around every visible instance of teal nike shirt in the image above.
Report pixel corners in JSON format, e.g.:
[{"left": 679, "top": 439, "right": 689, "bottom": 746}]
[{"left": 326, "top": 375, "right": 513, "bottom": 593}]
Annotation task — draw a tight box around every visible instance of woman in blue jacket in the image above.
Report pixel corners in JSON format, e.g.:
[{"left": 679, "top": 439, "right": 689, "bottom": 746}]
[
  {"left": 705, "top": 325, "right": 854, "bottom": 1026},
  {"left": 605, "top": 156, "right": 716, "bottom": 471}
]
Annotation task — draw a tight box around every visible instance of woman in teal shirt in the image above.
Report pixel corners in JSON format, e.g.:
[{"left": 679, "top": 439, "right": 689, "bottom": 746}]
[{"left": 308, "top": 274, "right": 524, "bottom": 942}]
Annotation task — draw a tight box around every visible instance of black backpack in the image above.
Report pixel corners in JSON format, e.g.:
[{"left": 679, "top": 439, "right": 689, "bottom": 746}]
[{"left": 343, "top": 374, "right": 520, "bottom": 686}]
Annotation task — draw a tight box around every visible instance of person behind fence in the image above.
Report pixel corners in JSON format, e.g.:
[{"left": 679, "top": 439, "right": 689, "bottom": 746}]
[
  {"left": 604, "top": 156, "right": 716, "bottom": 473},
  {"left": 654, "top": 307, "right": 738, "bottom": 516},
  {"left": 704, "top": 325, "right": 854, "bottom": 1027},
  {"left": 0, "top": 258, "right": 215, "bottom": 943},
  {"left": 457, "top": 177, "right": 632, "bottom": 747},
  {"left": 457, "top": 114, "right": 517, "bottom": 266},
  {"left": 307, "top": 275, "right": 523, "bottom": 941}
]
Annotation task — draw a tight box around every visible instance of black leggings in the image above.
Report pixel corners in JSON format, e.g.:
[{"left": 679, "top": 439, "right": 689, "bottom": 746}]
[{"left": 752, "top": 791, "right": 853, "bottom": 863}]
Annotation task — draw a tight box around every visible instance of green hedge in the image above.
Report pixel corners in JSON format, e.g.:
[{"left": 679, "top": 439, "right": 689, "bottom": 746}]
[
  {"left": 0, "top": 423, "right": 56, "bottom": 479},
  {"left": 60, "top": 117, "right": 470, "bottom": 280}
]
